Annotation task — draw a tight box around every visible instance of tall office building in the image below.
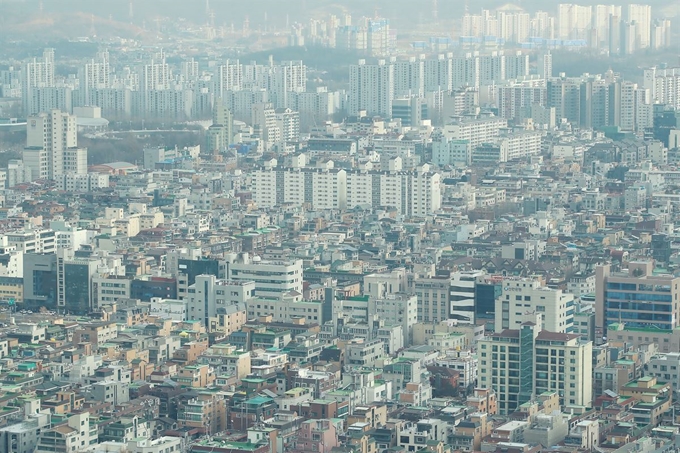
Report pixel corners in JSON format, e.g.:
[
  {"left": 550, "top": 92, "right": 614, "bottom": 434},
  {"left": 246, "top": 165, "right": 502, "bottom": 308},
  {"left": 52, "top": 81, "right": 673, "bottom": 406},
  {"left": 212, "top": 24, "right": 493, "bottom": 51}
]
[
  {"left": 414, "top": 276, "right": 451, "bottom": 324},
  {"left": 56, "top": 249, "right": 98, "bottom": 315},
  {"left": 450, "top": 271, "right": 485, "bottom": 323},
  {"left": 25, "top": 109, "right": 86, "bottom": 181},
  {"left": 478, "top": 322, "right": 593, "bottom": 414},
  {"left": 22, "top": 48, "right": 55, "bottom": 115},
  {"left": 595, "top": 261, "right": 680, "bottom": 332},
  {"left": 349, "top": 59, "right": 394, "bottom": 118},
  {"left": 23, "top": 253, "right": 58, "bottom": 311}
]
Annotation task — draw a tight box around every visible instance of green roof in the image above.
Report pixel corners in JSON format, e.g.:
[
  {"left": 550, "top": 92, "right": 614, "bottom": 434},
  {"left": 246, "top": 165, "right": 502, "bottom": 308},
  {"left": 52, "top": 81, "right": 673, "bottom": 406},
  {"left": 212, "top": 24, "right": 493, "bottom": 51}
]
[
  {"left": 345, "top": 295, "right": 369, "bottom": 302},
  {"left": 245, "top": 396, "right": 274, "bottom": 406}
]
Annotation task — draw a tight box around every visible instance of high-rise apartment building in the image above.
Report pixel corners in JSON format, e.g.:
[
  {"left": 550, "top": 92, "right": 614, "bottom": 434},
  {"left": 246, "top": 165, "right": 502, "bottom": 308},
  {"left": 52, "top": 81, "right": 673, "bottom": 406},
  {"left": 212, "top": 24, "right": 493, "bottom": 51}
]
[
  {"left": 478, "top": 322, "right": 592, "bottom": 414},
  {"left": 643, "top": 66, "right": 680, "bottom": 110},
  {"left": 205, "top": 99, "right": 233, "bottom": 153},
  {"left": 625, "top": 4, "right": 651, "bottom": 49},
  {"left": 22, "top": 49, "right": 55, "bottom": 114},
  {"left": 424, "top": 54, "right": 453, "bottom": 92},
  {"left": 592, "top": 5, "right": 621, "bottom": 48},
  {"left": 394, "top": 56, "right": 425, "bottom": 97},
  {"left": 344, "top": 166, "right": 441, "bottom": 216},
  {"left": 274, "top": 108, "right": 301, "bottom": 148},
  {"left": 253, "top": 163, "right": 441, "bottom": 216},
  {"left": 252, "top": 166, "right": 347, "bottom": 210},
  {"left": 25, "top": 109, "right": 86, "bottom": 181},
  {"left": 548, "top": 76, "right": 582, "bottom": 124},
  {"left": 251, "top": 102, "right": 281, "bottom": 151},
  {"left": 558, "top": 4, "right": 593, "bottom": 40},
  {"left": 349, "top": 59, "right": 394, "bottom": 117},
  {"left": 595, "top": 261, "right": 680, "bottom": 332},
  {"left": 78, "top": 50, "right": 110, "bottom": 106}
]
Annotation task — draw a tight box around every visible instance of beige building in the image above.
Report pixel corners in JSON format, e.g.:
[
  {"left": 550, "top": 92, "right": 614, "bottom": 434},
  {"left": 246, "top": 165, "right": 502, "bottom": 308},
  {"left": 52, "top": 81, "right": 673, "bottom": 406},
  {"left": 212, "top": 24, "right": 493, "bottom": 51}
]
[
  {"left": 496, "top": 278, "right": 575, "bottom": 334},
  {"left": 198, "top": 343, "right": 251, "bottom": 380},
  {"left": 479, "top": 322, "right": 592, "bottom": 414}
]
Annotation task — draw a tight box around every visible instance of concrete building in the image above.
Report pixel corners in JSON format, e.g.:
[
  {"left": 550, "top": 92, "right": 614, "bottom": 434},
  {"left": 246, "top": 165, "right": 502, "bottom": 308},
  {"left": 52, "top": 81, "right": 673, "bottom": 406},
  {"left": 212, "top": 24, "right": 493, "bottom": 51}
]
[
  {"left": 495, "top": 278, "right": 575, "bottom": 334},
  {"left": 205, "top": 99, "right": 233, "bottom": 153},
  {"left": 595, "top": 262, "right": 680, "bottom": 332},
  {"left": 22, "top": 49, "right": 55, "bottom": 115},
  {"left": 25, "top": 109, "right": 86, "bottom": 181},
  {"left": 0, "top": 400, "right": 50, "bottom": 453},
  {"left": 227, "top": 258, "right": 303, "bottom": 300},
  {"left": 251, "top": 166, "right": 347, "bottom": 210},
  {"left": 349, "top": 59, "right": 394, "bottom": 117},
  {"left": 478, "top": 323, "right": 592, "bottom": 414},
  {"left": 185, "top": 275, "right": 252, "bottom": 329},
  {"left": 523, "top": 412, "right": 569, "bottom": 447},
  {"left": 35, "top": 412, "right": 97, "bottom": 453},
  {"left": 439, "top": 116, "right": 507, "bottom": 149},
  {"left": 432, "top": 137, "right": 471, "bottom": 167},
  {"left": 645, "top": 353, "right": 680, "bottom": 394}
]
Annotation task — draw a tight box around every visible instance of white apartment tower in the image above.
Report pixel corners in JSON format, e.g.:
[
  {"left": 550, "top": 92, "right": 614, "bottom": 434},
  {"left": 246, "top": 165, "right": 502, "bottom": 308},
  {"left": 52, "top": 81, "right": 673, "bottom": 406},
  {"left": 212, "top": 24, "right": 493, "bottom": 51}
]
[
  {"left": 626, "top": 4, "right": 651, "bottom": 49},
  {"left": 251, "top": 103, "right": 281, "bottom": 151},
  {"left": 424, "top": 54, "right": 453, "bottom": 92},
  {"left": 349, "top": 59, "right": 394, "bottom": 118},
  {"left": 217, "top": 59, "right": 244, "bottom": 97},
  {"left": 558, "top": 4, "right": 593, "bottom": 40},
  {"left": 25, "top": 109, "right": 86, "bottom": 180},
  {"left": 79, "top": 50, "right": 110, "bottom": 106},
  {"left": 22, "top": 48, "right": 55, "bottom": 114},
  {"left": 394, "top": 56, "right": 425, "bottom": 97}
]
